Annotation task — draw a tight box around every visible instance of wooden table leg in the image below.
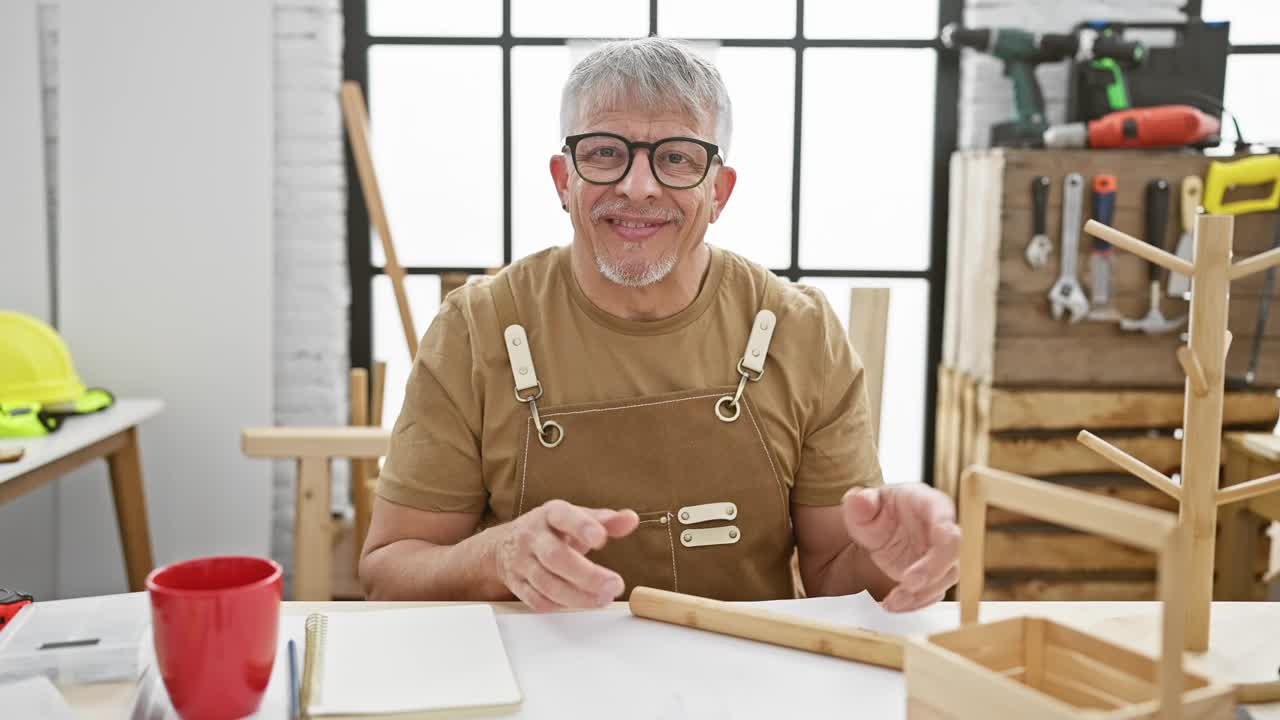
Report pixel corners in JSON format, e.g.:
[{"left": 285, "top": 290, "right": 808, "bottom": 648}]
[
  {"left": 294, "top": 455, "right": 332, "bottom": 601},
  {"left": 1217, "top": 447, "right": 1264, "bottom": 600},
  {"left": 107, "top": 427, "right": 156, "bottom": 592}
]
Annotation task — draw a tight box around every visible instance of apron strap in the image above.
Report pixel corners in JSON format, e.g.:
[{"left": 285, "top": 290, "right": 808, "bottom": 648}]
[
  {"left": 716, "top": 271, "right": 781, "bottom": 423},
  {"left": 490, "top": 272, "right": 564, "bottom": 448}
]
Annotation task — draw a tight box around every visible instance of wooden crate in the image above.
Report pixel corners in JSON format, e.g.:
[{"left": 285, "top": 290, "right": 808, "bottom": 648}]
[
  {"left": 906, "top": 617, "right": 1234, "bottom": 719},
  {"left": 934, "top": 367, "right": 1277, "bottom": 600},
  {"left": 944, "top": 149, "right": 1280, "bottom": 388}
]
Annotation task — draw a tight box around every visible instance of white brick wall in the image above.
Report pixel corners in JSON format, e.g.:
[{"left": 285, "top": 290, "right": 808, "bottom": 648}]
[{"left": 35, "top": 0, "right": 348, "bottom": 594}]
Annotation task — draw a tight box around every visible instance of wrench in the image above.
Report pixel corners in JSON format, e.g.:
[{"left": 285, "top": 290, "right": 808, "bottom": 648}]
[
  {"left": 1025, "top": 175, "right": 1053, "bottom": 268},
  {"left": 1048, "top": 173, "right": 1090, "bottom": 322}
]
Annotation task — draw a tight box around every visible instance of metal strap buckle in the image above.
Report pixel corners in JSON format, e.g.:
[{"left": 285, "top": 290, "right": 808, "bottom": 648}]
[{"left": 516, "top": 385, "right": 563, "bottom": 448}]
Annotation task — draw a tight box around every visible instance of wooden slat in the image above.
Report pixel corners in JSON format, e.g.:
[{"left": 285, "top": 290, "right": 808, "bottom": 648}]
[
  {"left": 996, "top": 292, "right": 1280, "bottom": 340},
  {"left": 241, "top": 426, "right": 390, "bottom": 459},
  {"left": 988, "top": 389, "right": 1277, "bottom": 432},
  {"left": 849, "top": 287, "right": 890, "bottom": 444},
  {"left": 928, "top": 617, "right": 1025, "bottom": 673},
  {"left": 986, "top": 531, "right": 1155, "bottom": 572},
  {"left": 987, "top": 433, "right": 1182, "bottom": 477},
  {"left": 993, "top": 336, "right": 1280, "bottom": 388},
  {"left": 982, "top": 577, "right": 1155, "bottom": 601},
  {"left": 1043, "top": 644, "right": 1154, "bottom": 704},
  {"left": 294, "top": 455, "right": 333, "bottom": 601}
]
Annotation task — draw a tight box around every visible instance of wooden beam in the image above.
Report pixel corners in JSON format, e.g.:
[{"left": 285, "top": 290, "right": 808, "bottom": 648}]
[
  {"left": 106, "top": 427, "right": 155, "bottom": 592},
  {"left": 0, "top": 431, "right": 126, "bottom": 506},
  {"left": 988, "top": 433, "right": 1181, "bottom": 477},
  {"left": 241, "top": 426, "right": 390, "bottom": 459},
  {"left": 294, "top": 455, "right": 333, "bottom": 601},
  {"left": 849, "top": 287, "right": 890, "bottom": 445},
  {"left": 987, "top": 388, "right": 1277, "bottom": 432},
  {"left": 1084, "top": 219, "right": 1195, "bottom": 278},
  {"left": 1076, "top": 430, "right": 1182, "bottom": 501}
]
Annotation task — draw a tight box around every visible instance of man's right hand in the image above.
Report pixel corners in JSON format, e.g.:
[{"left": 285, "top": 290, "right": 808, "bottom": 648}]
[{"left": 494, "top": 499, "right": 639, "bottom": 611}]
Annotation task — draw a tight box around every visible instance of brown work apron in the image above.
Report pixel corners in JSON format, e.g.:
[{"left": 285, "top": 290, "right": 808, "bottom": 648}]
[{"left": 491, "top": 274, "right": 796, "bottom": 601}]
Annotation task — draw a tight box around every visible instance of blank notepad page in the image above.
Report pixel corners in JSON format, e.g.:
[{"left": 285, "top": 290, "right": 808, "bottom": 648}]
[{"left": 308, "top": 605, "right": 522, "bottom": 717}]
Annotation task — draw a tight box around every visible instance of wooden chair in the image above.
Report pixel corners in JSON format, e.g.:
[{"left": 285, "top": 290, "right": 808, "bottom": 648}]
[{"left": 849, "top": 287, "right": 890, "bottom": 445}]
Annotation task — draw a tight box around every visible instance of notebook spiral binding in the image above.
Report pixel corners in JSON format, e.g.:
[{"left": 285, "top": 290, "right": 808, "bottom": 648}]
[{"left": 301, "top": 613, "right": 328, "bottom": 716}]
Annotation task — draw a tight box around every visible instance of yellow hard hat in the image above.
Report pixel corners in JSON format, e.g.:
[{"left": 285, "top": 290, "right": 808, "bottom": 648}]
[{"left": 0, "top": 311, "right": 88, "bottom": 407}]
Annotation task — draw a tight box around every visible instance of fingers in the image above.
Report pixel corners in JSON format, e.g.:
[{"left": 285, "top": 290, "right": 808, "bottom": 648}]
[
  {"left": 544, "top": 499, "right": 610, "bottom": 550},
  {"left": 600, "top": 509, "right": 639, "bottom": 538},
  {"left": 882, "top": 564, "right": 958, "bottom": 613},
  {"left": 899, "top": 521, "right": 961, "bottom": 592},
  {"left": 841, "top": 487, "right": 895, "bottom": 552},
  {"left": 532, "top": 532, "right": 624, "bottom": 600},
  {"left": 509, "top": 578, "right": 561, "bottom": 613}
]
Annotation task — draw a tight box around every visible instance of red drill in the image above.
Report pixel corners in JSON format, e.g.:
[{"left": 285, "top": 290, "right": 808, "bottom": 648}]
[{"left": 1044, "top": 104, "right": 1220, "bottom": 149}]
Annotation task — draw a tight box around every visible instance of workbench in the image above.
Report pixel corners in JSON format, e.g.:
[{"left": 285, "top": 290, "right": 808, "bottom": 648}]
[{"left": 0, "top": 399, "right": 161, "bottom": 592}]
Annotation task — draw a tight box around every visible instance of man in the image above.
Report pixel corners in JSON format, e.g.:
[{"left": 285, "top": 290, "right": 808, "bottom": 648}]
[{"left": 360, "top": 37, "right": 960, "bottom": 612}]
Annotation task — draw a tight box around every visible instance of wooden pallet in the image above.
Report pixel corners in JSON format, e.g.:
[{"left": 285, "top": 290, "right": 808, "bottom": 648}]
[{"left": 934, "top": 367, "right": 1278, "bottom": 600}]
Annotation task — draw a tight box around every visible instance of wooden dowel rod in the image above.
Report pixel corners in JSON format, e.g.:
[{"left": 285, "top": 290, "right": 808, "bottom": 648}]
[
  {"left": 370, "top": 361, "right": 387, "bottom": 428},
  {"left": 1176, "top": 346, "right": 1210, "bottom": 397},
  {"left": 1230, "top": 244, "right": 1280, "bottom": 281},
  {"left": 1084, "top": 220, "right": 1196, "bottom": 278},
  {"left": 1077, "top": 431, "right": 1182, "bottom": 500},
  {"left": 628, "top": 586, "right": 904, "bottom": 670},
  {"left": 1216, "top": 470, "right": 1280, "bottom": 507},
  {"left": 1236, "top": 680, "right": 1280, "bottom": 704}
]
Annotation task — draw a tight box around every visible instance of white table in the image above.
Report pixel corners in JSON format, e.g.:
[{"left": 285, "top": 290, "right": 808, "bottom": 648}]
[
  {"left": 52, "top": 596, "right": 1280, "bottom": 719},
  {"left": 0, "top": 399, "right": 162, "bottom": 591}
]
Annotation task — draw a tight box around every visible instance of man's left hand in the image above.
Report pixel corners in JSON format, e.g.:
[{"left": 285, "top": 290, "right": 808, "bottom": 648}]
[{"left": 841, "top": 484, "right": 960, "bottom": 612}]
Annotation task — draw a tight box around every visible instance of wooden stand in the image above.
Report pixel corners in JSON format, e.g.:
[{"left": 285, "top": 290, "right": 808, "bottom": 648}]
[
  {"left": 1079, "top": 216, "right": 1280, "bottom": 655},
  {"left": 906, "top": 466, "right": 1235, "bottom": 719}
]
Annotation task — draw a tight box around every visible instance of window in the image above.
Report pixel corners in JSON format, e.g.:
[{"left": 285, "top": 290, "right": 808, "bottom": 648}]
[{"left": 345, "top": 1, "right": 961, "bottom": 485}]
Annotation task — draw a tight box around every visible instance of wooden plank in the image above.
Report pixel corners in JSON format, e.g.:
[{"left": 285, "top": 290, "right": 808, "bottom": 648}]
[
  {"left": 983, "top": 577, "right": 1155, "bottom": 601},
  {"left": 928, "top": 616, "right": 1025, "bottom": 671},
  {"left": 987, "top": 433, "right": 1182, "bottom": 477},
  {"left": 988, "top": 390, "right": 1277, "bottom": 432},
  {"left": 1216, "top": 450, "right": 1266, "bottom": 600},
  {"left": 934, "top": 367, "right": 954, "bottom": 493},
  {"left": 0, "top": 432, "right": 127, "bottom": 506},
  {"left": 849, "top": 287, "right": 890, "bottom": 444},
  {"left": 986, "top": 532, "right": 1156, "bottom": 572},
  {"left": 997, "top": 292, "right": 1280, "bottom": 340},
  {"left": 1023, "top": 617, "right": 1045, "bottom": 691},
  {"left": 941, "top": 153, "right": 967, "bottom": 370},
  {"left": 106, "top": 428, "right": 155, "bottom": 593},
  {"left": 1044, "top": 645, "right": 1154, "bottom": 704},
  {"left": 241, "top": 426, "right": 390, "bottom": 459}
]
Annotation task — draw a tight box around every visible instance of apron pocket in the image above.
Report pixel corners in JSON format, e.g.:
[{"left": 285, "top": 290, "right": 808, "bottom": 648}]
[{"left": 586, "top": 511, "right": 679, "bottom": 597}]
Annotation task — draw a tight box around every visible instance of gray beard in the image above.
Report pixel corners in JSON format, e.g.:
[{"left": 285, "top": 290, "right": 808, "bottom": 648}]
[{"left": 594, "top": 241, "right": 679, "bottom": 288}]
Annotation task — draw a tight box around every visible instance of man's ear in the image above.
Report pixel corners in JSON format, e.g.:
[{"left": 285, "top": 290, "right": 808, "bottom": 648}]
[
  {"left": 550, "top": 154, "right": 570, "bottom": 209},
  {"left": 709, "top": 165, "right": 737, "bottom": 224}
]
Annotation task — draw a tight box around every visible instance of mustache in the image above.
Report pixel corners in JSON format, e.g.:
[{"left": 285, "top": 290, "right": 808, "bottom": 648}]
[{"left": 589, "top": 199, "right": 684, "bottom": 225}]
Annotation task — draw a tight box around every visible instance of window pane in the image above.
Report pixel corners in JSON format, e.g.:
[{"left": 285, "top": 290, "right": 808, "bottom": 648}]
[
  {"left": 369, "top": 46, "right": 503, "bottom": 268},
  {"left": 512, "top": 0, "right": 646, "bottom": 38},
  {"left": 367, "top": 0, "right": 501, "bottom": 37},
  {"left": 800, "top": 49, "right": 935, "bottom": 271},
  {"left": 373, "top": 274, "right": 442, "bottom": 429},
  {"left": 658, "top": 0, "right": 795, "bottom": 39},
  {"left": 700, "top": 47, "right": 794, "bottom": 268},
  {"left": 805, "top": 0, "right": 938, "bottom": 39},
  {"left": 511, "top": 45, "right": 581, "bottom": 260},
  {"left": 798, "top": 277, "right": 929, "bottom": 485},
  {"left": 1202, "top": 1, "right": 1280, "bottom": 45}
]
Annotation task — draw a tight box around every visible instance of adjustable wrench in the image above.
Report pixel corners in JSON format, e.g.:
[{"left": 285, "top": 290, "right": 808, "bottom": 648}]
[{"left": 1048, "top": 173, "right": 1090, "bottom": 322}]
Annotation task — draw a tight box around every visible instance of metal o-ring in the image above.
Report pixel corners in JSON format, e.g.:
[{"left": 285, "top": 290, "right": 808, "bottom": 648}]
[
  {"left": 537, "top": 420, "right": 564, "bottom": 449},
  {"left": 715, "top": 396, "right": 740, "bottom": 423}
]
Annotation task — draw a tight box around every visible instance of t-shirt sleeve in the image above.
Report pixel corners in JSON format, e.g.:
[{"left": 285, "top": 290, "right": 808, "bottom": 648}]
[
  {"left": 376, "top": 298, "right": 489, "bottom": 513},
  {"left": 790, "top": 290, "right": 885, "bottom": 505}
]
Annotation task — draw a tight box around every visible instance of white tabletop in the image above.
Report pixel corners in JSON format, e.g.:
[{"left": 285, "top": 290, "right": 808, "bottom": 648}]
[{"left": 0, "top": 398, "right": 163, "bottom": 485}]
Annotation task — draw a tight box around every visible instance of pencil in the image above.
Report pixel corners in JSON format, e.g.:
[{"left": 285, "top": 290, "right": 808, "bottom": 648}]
[{"left": 288, "top": 637, "right": 300, "bottom": 720}]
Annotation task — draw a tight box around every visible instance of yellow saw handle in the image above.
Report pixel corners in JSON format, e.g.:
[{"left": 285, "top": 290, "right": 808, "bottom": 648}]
[{"left": 1203, "top": 154, "right": 1280, "bottom": 215}]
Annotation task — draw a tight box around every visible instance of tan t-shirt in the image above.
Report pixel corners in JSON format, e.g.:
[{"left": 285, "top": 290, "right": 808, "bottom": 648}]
[{"left": 377, "top": 243, "right": 884, "bottom": 525}]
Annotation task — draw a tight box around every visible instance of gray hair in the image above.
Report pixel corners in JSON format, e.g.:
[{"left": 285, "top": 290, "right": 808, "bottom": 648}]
[{"left": 560, "top": 37, "right": 733, "bottom": 159}]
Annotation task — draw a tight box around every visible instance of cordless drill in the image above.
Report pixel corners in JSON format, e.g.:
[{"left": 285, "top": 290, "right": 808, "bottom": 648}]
[{"left": 940, "top": 24, "right": 1146, "bottom": 148}]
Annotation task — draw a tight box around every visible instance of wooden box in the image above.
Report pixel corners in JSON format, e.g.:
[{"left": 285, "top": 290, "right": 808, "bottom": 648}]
[
  {"left": 906, "top": 617, "right": 1234, "bottom": 719},
  {"left": 945, "top": 149, "right": 1280, "bottom": 388},
  {"left": 934, "top": 367, "right": 1276, "bottom": 600}
]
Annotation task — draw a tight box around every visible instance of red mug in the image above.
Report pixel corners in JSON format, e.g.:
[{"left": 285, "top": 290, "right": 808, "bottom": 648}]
[{"left": 146, "top": 556, "right": 282, "bottom": 720}]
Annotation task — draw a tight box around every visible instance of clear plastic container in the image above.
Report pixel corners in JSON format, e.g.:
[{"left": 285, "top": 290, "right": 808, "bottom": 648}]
[{"left": 0, "top": 592, "right": 147, "bottom": 685}]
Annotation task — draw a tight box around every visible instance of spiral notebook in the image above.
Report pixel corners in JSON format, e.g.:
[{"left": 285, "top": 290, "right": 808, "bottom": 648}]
[{"left": 300, "top": 606, "right": 522, "bottom": 719}]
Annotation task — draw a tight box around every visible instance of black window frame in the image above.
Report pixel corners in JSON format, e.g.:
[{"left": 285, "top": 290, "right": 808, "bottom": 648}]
[{"left": 344, "top": 0, "right": 964, "bottom": 484}]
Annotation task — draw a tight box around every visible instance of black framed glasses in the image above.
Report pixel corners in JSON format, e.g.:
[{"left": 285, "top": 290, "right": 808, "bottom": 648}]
[{"left": 564, "top": 132, "right": 721, "bottom": 190}]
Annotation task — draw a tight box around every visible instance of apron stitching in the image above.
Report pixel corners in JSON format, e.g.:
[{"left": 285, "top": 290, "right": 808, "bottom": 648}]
[
  {"left": 518, "top": 417, "right": 532, "bottom": 516},
  {"left": 665, "top": 516, "right": 680, "bottom": 592},
  {"left": 541, "top": 392, "right": 726, "bottom": 419},
  {"left": 742, "top": 398, "right": 787, "bottom": 521}
]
